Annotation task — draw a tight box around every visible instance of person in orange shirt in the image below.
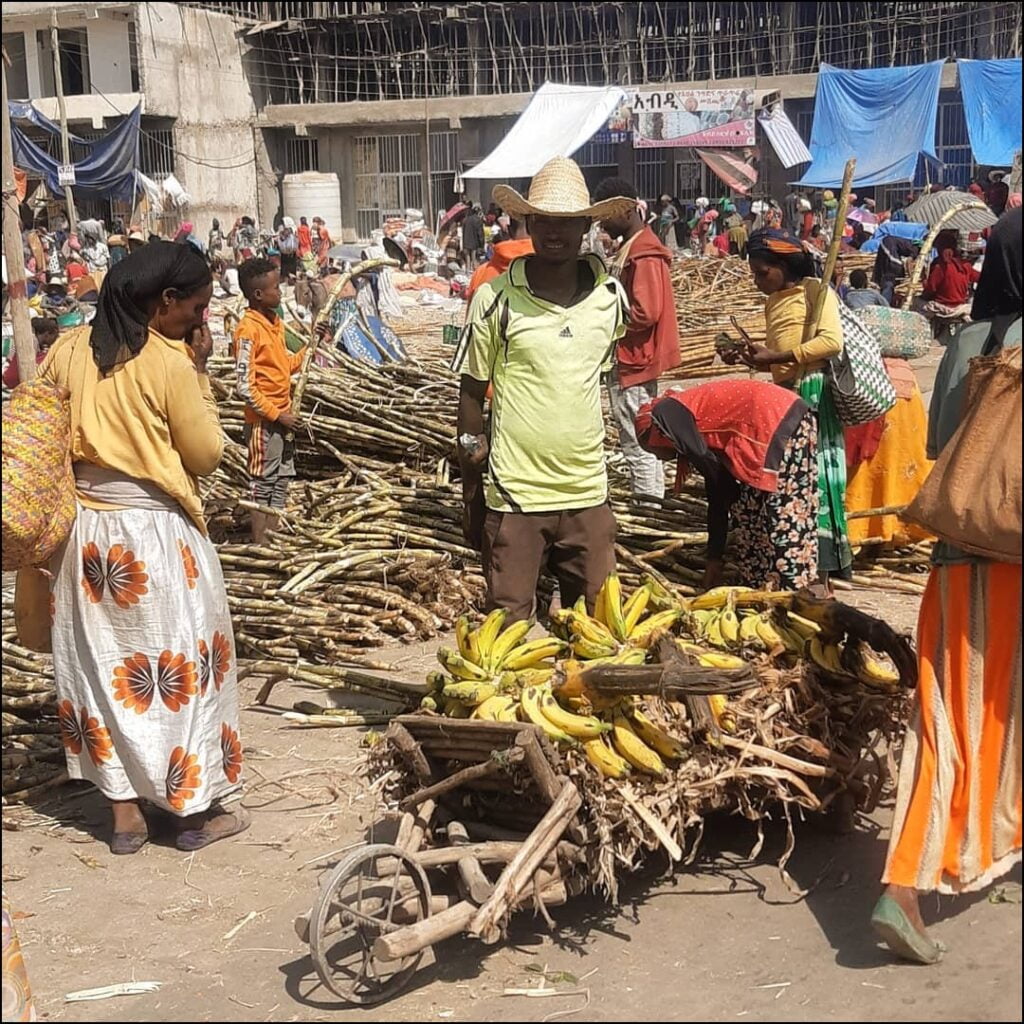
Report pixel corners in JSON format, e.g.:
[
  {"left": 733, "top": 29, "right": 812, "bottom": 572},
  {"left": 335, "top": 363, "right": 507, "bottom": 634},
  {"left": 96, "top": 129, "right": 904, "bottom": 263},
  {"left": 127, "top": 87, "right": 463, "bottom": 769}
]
[
  {"left": 465, "top": 217, "right": 534, "bottom": 301},
  {"left": 233, "top": 258, "right": 305, "bottom": 541}
]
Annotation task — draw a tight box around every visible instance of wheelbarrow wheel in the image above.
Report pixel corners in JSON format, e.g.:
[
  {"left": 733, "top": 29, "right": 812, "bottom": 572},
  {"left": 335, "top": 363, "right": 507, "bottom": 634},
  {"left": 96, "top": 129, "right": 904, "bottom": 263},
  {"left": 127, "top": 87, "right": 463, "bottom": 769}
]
[{"left": 309, "top": 843, "right": 432, "bottom": 1006}]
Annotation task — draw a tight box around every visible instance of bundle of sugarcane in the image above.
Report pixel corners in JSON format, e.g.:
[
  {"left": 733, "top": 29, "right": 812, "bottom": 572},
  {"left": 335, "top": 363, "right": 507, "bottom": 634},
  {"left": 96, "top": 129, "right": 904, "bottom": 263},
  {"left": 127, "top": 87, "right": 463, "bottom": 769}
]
[
  {"left": 667, "top": 257, "right": 767, "bottom": 377},
  {"left": 207, "top": 352, "right": 459, "bottom": 476},
  {"left": 1, "top": 598, "right": 65, "bottom": 804}
]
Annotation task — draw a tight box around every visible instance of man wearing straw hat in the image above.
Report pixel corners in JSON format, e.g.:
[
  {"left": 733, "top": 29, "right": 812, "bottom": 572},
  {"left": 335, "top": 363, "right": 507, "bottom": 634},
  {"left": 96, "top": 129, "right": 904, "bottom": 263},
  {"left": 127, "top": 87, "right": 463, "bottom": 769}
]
[{"left": 452, "top": 157, "right": 634, "bottom": 621}]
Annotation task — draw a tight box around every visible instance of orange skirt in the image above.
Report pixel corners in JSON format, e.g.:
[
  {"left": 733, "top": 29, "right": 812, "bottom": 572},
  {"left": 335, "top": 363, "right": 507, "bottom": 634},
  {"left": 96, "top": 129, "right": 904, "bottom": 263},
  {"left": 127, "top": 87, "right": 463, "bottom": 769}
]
[
  {"left": 883, "top": 562, "right": 1022, "bottom": 893},
  {"left": 845, "top": 388, "right": 933, "bottom": 547}
]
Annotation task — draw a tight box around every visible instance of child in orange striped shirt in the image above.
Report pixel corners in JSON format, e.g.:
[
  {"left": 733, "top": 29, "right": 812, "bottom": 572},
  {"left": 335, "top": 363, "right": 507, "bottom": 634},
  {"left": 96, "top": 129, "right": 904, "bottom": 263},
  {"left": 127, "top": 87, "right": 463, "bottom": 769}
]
[{"left": 233, "top": 258, "right": 305, "bottom": 542}]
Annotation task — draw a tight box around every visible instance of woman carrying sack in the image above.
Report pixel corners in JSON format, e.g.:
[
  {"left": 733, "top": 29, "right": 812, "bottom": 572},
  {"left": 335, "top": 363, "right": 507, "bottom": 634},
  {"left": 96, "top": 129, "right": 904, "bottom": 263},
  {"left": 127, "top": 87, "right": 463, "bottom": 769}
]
[
  {"left": 37, "top": 242, "right": 247, "bottom": 855},
  {"left": 733, "top": 228, "right": 853, "bottom": 587},
  {"left": 871, "top": 207, "right": 1022, "bottom": 965}
]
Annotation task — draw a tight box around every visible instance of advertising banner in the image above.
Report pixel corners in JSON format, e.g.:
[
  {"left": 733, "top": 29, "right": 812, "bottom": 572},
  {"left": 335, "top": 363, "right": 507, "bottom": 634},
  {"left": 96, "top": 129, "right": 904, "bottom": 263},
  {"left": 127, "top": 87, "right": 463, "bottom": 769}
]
[{"left": 632, "top": 88, "right": 756, "bottom": 148}]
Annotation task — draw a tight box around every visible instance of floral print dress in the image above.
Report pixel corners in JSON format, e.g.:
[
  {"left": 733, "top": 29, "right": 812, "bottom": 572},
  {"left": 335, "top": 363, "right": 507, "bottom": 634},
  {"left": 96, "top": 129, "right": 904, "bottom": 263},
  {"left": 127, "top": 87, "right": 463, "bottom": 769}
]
[
  {"left": 50, "top": 499, "right": 242, "bottom": 816},
  {"left": 729, "top": 410, "right": 820, "bottom": 590}
]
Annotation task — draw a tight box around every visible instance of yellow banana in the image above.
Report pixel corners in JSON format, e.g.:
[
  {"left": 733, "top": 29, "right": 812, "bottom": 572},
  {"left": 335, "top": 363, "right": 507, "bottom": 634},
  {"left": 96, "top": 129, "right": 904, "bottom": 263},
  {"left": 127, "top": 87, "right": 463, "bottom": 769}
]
[
  {"left": 455, "top": 615, "right": 474, "bottom": 661},
  {"left": 708, "top": 694, "right": 737, "bottom": 733},
  {"left": 609, "top": 711, "right": 666, "bottom": 775},
  {"left": 688, "top": 609, "right": 715, "bottom": 636},
  {"left": 627, "top": 609, "right": 681, "bottom": 648},
  {"left": 677, "top": 641, "right": 747, "bottom": 670},
  {"left": 846, "top": 642, "right": 900, "bottom": 691},
  {"left": 510, "top": 667, "right": 556, "bottom": 688},
  {"left": 786, "top": 612, "right": 821, "bottom": 640},
  {"left": 687, "top": 585, "right": 754, "bottom": 611},
  {"left": 603, "top": 573, "right": 628, "bottom": 642},
  {"left": 471, "top": 694, "right": 518, "bottom": 721},
  {"left": 420, "top": 694, "right": 439, "bottom": 712},
  {"left": 582, "top": 736, "right": 632, "bottom": 779},
  {"left": 436, "top": 647, "right": 491, "bottom": 681},
  {"left": 738, "top": 612, "right": 763, "bottom": 647},
  {"left": 754, "top": 614, "right": 788, "bottom": 652},
  {"left": 718, "top": 591, "right": 741, "bottom": 645},
  {"left": 489, "top": 617, "right": 534, "bottom": 669},
  {"left": 466, "top": 627, "right": 484, "bottom": 667},
  {"left": 442, "top": 679, "right": 497, "bottom": 704},
  {"left": 627, "top": 706, "right": 686, "bottom": 760},
  {"left": 703, "top": 612, "right": 727, "bottom": 649},
  {"left": 808, "top": 636, "right": 846, "bottom": 676},
  {"left": 519, "top": 686, "right": 576, "bottom": 745},
  {"left": 571, "top": 635, "right": 619, "bottom": 660},
  {"left": 593, "top": 580, "right": 609, "bottom": 628},
  {"left": 622, "top": 582, "right": 653, "bottom": 636},
  {"left": 572, "top": 593, "right": 588, "bottom": 615},
  {"left": 501, "top": 637, "right": 569, "bottom": 671},
  {"left": 425, "top": 670, "right": 447, "bottom": 693},
  {"left": 567, "top": 612, "right": 619, "bottom": 649},
  {"left": 611, "top": 646, "right": 648, "bottom": 666},
  {"left": 476, "top": 608, "right": 509, "bottom": 664},
  {"left": 442, "top": 698, "right": 471, "bottom": 718},
  {"left": 537, "top": 688, "right": 611, "bottom": 740}
]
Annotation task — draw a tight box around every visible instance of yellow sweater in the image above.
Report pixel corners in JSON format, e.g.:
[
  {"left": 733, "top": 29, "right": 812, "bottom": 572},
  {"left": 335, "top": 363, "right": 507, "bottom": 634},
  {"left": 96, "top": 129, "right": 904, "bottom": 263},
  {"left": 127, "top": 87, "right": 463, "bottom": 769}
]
[
  {"left": 763, "top": 278, "right": 844, "bottom": 384},
  {"left": 38, "top": 326, "right": 223, "bottom": 533}
]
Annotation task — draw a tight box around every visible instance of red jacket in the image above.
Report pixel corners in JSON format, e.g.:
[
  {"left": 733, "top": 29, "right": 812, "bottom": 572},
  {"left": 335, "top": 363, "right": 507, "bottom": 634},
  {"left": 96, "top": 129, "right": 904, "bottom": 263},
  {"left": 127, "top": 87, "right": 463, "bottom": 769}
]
[
  {"left": 636, "top": 380, "right": 808, "bottom": 493},
  {"left": 615, "top": 226, "right": 681, "bottom": 388},
  {"left": 924, "top": 255, "right": 980, "bottom": 306}
]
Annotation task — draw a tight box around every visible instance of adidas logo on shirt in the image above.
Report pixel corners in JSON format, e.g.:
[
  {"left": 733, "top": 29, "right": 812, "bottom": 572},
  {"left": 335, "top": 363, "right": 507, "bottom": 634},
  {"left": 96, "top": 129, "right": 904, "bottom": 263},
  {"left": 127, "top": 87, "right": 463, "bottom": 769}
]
[{"left": 558, "top": 326, "right": 573, "bottom": 338}]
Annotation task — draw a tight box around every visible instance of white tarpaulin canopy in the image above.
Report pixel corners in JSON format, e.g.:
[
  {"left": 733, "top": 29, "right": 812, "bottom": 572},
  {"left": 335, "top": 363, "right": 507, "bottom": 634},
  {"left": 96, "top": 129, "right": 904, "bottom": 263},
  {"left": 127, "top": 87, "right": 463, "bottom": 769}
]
[{"left": 462, "top": 82, "right": 626, "bottom": 179}]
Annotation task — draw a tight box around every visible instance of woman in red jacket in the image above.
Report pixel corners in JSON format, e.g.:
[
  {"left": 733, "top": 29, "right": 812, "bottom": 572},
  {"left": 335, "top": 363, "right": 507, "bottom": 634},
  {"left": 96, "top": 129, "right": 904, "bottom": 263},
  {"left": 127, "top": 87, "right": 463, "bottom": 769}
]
[
  {"left": 636, "top": 379, "right": 819, "bottom": 590},
  {"left": 917, "top": 232, "right": 979, "bottom": 324}
]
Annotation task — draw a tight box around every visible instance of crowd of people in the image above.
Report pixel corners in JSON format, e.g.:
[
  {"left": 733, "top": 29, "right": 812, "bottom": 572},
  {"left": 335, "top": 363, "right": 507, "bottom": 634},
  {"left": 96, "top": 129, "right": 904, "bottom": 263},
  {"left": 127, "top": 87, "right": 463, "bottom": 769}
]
[{"left": 2, "top": 153, "right": 1019, "bottom": 980}]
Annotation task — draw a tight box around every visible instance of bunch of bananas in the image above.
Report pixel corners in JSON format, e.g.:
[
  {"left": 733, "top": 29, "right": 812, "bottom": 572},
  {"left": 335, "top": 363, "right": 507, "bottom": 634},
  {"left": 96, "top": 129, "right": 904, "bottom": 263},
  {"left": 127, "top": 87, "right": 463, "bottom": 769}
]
[
  {"left": 550, "top": 575, "right": 682, "bottom": 659},
  {"left": 424, "top": 608, "right": 569, "bottom": 715}
]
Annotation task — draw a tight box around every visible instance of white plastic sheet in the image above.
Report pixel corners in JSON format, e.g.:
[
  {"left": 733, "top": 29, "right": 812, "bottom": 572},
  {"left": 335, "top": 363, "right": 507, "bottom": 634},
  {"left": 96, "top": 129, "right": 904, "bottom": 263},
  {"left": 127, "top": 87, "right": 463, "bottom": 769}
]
[{"left": 462, "top": 82, "right": 626, "bottom": 180}]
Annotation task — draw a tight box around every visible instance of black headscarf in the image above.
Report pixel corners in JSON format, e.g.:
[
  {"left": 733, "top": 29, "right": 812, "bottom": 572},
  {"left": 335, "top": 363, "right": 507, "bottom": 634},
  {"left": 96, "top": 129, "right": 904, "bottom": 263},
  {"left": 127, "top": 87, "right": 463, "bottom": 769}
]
[
  {"left": 90, "top": 240, "right": 211, "bottom": 374},
  {"left": 971, "top": 206, "right": 1022, "bottom": 321}
]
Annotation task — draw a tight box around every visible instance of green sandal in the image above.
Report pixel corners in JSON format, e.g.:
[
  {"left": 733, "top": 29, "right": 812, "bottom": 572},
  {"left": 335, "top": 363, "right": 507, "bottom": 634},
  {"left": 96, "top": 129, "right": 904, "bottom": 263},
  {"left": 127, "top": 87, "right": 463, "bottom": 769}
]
[{"left": 871, "top": 895, "right": 945, "bottom": 965}]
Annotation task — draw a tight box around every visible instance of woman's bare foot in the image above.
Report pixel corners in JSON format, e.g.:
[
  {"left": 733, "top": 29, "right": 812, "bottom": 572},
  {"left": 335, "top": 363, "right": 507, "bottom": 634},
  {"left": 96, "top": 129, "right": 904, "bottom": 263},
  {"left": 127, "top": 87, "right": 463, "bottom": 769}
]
[{"left": 111, "top": 798, "right": 146, "bottom": 834}]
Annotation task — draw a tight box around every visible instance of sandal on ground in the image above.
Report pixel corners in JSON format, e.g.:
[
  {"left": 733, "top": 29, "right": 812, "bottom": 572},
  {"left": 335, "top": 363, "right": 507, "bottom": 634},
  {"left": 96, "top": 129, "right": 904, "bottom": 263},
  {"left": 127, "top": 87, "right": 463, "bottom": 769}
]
[
  {"left": 871, "top": 894, "right": 945, "bottom": 964},
  {"left": 175, "top": 807, "right": 250, "bottom": 852},
  {"left": 110, "top": 831, "right": 149, "bottom": 856}
]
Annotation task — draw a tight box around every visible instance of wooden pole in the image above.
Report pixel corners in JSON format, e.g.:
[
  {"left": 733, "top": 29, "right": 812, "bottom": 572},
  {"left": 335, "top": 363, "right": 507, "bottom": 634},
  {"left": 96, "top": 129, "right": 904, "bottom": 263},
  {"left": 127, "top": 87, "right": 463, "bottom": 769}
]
[
  {"left": 2, "top": 48, "right": 36, "bottom": 381},
  {"left": 49, "top": 9, "right": 78, "bottom": 234},
  {"left": 803, "top": 157, "right": 856, "bottom": 343}
]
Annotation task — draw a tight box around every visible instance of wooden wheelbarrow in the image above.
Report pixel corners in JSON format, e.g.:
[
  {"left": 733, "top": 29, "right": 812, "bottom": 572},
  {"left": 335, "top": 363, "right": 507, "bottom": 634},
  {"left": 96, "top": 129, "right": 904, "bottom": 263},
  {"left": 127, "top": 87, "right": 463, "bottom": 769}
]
[{"left": 295, "top": 717, "right": 585, "bottom": 1006}]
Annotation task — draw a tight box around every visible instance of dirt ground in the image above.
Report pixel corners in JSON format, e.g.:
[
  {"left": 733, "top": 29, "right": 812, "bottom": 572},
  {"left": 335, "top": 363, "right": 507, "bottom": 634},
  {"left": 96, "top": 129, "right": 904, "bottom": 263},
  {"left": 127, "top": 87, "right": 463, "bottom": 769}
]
[
  {"left": 4, "top": 346, "right": 1021, "bottom": 1022},
  {"left": 4, "top": 580, "right": 1021, "bottom": 1024}
]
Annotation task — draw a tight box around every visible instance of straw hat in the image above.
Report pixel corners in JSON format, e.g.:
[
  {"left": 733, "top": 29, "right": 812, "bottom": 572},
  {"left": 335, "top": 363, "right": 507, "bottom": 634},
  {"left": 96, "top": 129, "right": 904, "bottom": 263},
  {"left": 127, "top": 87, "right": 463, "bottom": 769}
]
[{"left": 492, "top": 157, "right": 634, "bottom": 219}]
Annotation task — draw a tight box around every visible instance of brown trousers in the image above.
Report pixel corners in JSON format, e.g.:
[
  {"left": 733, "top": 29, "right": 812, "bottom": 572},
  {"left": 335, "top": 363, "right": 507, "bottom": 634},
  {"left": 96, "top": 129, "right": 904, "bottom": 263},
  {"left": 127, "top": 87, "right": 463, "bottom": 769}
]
[{"left": 482, "top": 503, "right": 617, "bottom": 622}]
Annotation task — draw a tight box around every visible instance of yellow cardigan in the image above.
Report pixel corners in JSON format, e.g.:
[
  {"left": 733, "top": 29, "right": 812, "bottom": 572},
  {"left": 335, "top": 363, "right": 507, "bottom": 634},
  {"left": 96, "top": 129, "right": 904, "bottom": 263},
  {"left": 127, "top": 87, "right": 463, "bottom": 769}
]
[
  {"left": 39, "top": 327, "right": 223, "bottom": 533},
  {"left": 763, "top": 278, "right": 844, "bottom": 384}
]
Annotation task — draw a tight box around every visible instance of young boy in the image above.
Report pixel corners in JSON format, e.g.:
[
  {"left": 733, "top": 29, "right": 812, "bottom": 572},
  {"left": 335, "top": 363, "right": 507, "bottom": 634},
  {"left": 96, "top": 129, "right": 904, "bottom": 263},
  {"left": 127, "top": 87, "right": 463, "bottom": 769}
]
[{"left": 233, "top": 258, "right": 305, "bottom": 542}]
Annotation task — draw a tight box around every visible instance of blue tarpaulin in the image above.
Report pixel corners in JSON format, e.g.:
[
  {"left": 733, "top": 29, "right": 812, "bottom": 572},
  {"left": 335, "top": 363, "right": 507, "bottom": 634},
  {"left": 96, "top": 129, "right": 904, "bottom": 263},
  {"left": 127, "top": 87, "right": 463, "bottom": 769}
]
[
  {"left": 957, "top": 58, "right": 1022, "bottom": 167},
  {"left": 797, "top": 62, "right": 944, "bottom": 188},
  {"left": 11, "top": 105, "right": 140, "bottom": 200},
  {"left": 8, "top": 101, "right": 87, "bottom": 145},
  {"left": 858, "top": 220, "right": 928, "bottom": 253}
]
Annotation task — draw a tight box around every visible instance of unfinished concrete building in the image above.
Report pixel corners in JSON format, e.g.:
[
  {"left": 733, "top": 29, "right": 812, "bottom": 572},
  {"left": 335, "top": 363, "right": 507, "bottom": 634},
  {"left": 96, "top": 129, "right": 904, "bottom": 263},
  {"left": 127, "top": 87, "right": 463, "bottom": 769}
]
[
  {"left": 178, "top": 1, "right": 1020, "bottom": 240},
  {"left": 6, "top": 2, "right": 1021, "bottom": 238}
]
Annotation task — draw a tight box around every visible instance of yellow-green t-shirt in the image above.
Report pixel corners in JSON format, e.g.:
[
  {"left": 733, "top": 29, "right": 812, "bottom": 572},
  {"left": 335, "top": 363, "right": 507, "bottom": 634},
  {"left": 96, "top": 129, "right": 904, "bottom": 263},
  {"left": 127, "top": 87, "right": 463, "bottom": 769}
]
[{"left": 454, "top": 254, "right": 627, "bottom": 513}]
